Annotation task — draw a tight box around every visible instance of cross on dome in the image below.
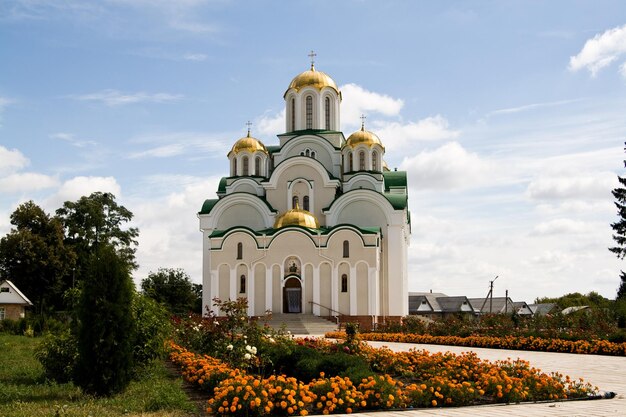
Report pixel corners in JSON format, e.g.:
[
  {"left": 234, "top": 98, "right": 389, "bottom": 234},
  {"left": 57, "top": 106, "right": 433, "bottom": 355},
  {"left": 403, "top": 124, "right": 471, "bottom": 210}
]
[
  {"left": 246, "top": 120, "right": 253, "bottom": 136},
  {"left": 360, "top": 114, "right": 367, "bottom": 130},
  {"left": 308, "top": 50, "right": 317, "bottom": 70}
]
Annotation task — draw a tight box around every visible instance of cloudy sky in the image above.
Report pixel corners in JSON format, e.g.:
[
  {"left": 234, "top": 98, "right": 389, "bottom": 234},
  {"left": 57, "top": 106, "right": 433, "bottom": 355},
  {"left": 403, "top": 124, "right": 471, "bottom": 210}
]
[{"left": 1, "top": 0, "right": 626, "bottom": 302}]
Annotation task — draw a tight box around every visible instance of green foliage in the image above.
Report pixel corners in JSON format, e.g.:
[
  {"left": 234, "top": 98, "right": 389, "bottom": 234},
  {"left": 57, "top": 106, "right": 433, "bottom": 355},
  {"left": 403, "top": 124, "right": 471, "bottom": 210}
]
[
  {"left": 534, "top": 291, "right": 612, "bottom": 309},
  {"left": 34, "top": 330, "right": 78, "bottom": 383},
  {"left": 132, "top": 293, "right": 172, "bottom": 368},
  {"left": 75, "top": 243, "right": 135, "bottom": 396},
  {"left": 0, "top": 201, "right": 76, "bottom": 314},
  {"left": 141, "top": 268, "right": 199, "bottom": 315},
  {"left": 0, "top": 317, "right": 27, "bottom": 335},
  {"left": 610, "top": 142, "right": 626, "bottom": 299}
]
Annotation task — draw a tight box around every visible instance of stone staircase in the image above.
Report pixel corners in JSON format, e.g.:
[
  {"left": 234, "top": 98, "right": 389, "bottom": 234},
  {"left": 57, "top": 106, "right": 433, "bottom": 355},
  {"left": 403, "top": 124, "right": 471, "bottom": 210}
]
[{"left": 266, "top": 314, "right": 339, "bottom": 335}]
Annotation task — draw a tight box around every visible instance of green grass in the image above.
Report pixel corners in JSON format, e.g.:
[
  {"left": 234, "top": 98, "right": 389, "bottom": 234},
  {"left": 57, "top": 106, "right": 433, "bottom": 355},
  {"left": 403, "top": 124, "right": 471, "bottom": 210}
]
[{"left": 0, "top": 334, "right": 199, "bottom": 417}]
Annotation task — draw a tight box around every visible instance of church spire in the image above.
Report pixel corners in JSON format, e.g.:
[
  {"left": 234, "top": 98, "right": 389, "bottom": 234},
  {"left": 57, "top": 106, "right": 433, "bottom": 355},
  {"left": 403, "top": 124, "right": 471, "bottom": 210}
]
[{"left": 308, "top": 50, "right": 317, "bottom": 70}]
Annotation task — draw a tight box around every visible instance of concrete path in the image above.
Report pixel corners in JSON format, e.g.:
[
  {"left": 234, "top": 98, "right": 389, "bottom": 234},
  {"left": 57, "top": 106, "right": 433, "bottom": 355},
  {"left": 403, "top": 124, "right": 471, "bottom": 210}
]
[{"left": 311, "top": 337, "right": 626, "bottom": 416}]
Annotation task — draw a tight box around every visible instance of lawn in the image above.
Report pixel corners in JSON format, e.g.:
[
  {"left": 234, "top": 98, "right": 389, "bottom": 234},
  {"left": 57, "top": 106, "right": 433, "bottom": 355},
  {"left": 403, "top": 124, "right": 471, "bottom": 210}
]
[{"left": 0, "top": 334, "right": 198, "bottom": 417}]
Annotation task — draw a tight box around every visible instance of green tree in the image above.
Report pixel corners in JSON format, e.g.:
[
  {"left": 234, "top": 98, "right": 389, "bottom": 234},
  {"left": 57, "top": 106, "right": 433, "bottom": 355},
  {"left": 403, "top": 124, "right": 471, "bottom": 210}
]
[
  {"left": 0, "top": 201, "right": 76, "bottom": 314},
  {"left": 141, "top": 268, "right": 199, "bottom": 315},
  {"left": 56, "top": 192, "right": 139, "bottom": 281},
  {"left": 75, "top": 243, "right": 135, "bottom": 396},
  {"left": 610, "top": 141, "right": 626, "bottom": 299}
]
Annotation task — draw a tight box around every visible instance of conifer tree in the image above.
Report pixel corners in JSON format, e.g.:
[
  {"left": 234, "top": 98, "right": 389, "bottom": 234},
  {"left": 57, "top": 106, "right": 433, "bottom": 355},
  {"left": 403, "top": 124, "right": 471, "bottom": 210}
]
[
  {"left": 75, "top": 243, "right": 135, "bottom": 396},
  {"left": 610, "top": 141, "right": 626, "bottom": 300}
]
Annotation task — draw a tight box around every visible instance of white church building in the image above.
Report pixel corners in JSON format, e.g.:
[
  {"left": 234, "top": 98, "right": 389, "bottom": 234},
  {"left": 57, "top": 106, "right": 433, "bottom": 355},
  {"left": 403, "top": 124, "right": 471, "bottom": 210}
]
[{"left": 199, "top": 58, "right": 410, "bottom": 327}]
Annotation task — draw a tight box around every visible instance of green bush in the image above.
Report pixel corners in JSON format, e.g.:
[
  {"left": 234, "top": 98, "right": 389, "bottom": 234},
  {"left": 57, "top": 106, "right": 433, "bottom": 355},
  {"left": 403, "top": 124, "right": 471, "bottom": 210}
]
[
  {"left": 132, "top": 294, "right": 172, "bottom": 368},
  {"left": 0, "top": 318, "right": 25, "bottom": 335},
  {"left": 34, "top": 330, "right": 78, "bottom": 383}
]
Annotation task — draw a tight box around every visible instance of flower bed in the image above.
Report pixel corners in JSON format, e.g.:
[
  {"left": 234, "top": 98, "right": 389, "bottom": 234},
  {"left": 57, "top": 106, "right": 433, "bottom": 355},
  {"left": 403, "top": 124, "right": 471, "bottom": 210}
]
[
  {"left": 325, "top": 331, "right": 626, "bottom": 356},
  {"left": 168, "top": 340, "right": 596, "bottom": 416}
]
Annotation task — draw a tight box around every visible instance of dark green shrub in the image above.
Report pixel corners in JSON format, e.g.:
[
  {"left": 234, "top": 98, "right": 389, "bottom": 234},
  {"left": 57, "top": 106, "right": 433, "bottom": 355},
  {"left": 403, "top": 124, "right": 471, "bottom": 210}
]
[
  {"left": 132, "top": 294, "right": 171, "bottom": 369},
  {"left": 34, "top": 330, "right": 78, "bottom": 383},
  {"left": 0, "top": 318, "right": 24, "bottom": 334},
  {"left": 75, "top": 244, "right": 135, "bottom": 396}
]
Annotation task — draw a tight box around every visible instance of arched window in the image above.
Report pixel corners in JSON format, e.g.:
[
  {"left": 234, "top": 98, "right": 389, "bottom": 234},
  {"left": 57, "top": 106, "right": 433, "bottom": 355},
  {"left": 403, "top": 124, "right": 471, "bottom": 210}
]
[
  {"left": 343, "top": 240, "right": 349, "bottom": 258},
  {"left": 325, "top": 97, "right": 331, "bottom": 130},
  {"left": 349, "top": 153, "right": 353, "bottom": 172},
  {"left": 237, "top": 242, "right": 243, "bottom": 259},
  {"left": 292, "top": 195, "right": 299, "bottom": 209},
  {"left": 242, "top": 156, "right": 249, "bottom": 176},
  {"left": 305, "top": 96, "right": 313, "bottom": 129},
  {"left": 341, "top": 274, "right": 348, "bottom": 293},
  {"left": 255, "top": 157, "right": 261, "bottom": 176},
  {"left": 233, "top": 158, "right": 237, "bottom": 176},
  {"left": 311, "top": 151, "right": 316, "bottom": 159},
  {"left": 291, "top": 98, "right": 295, "bottom": 131},
  {"left": 305, "top": 149, "right": 310, "bottom": 157},
  {"left": 303, "top": 196, "right": 310, "bottom": 211},
  {"left": 240, "top": 275, "right": 246, "bottom": 293},
  {"left": 372, "top": 151, "right": 378, "bottom": 171},
  {"left": 359, "top": 151, "right": 365, "bottom": 170}
]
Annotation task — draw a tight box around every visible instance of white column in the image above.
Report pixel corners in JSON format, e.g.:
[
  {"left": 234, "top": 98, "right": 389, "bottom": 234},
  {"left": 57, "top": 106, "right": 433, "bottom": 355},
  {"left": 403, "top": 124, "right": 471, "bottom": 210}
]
[
  {"left": 265, "top": 266, "right": 272, "bottom": 313},
  {"left": 312, "top": 265, "right": 320, "bottom": 316},
  {"left": 247, "top": 266, "right": 255, "bottom": 316},
  {"left": 230, "top": 268, "right": 237, "bottom": 301},
  {"left": 349, "top": 265, "right": 357, "bottom": 316},
  {"left": 386, "top": 225, "right": 407, "bottom": 316},
  {"left": 202, "top": 233, "right": 213, "bottom": 316},
  {"left": 368, "top": 267, "right": 378, "bottom": 316},
  {"left": 331, "top": 266, "right": 338, "bottom": 314}
]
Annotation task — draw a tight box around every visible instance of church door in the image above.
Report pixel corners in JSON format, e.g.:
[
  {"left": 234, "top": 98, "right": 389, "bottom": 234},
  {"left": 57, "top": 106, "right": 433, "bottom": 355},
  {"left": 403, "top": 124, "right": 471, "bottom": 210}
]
[{"left": 283, "top": 277, "right": 302, "bottom": 313}]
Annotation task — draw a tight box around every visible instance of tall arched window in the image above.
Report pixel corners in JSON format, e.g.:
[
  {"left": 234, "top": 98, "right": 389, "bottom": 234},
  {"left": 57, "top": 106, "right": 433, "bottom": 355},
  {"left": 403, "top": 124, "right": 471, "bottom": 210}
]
[
  {"left": 324, "top": 97, "right": 331, "bottom": 130},
  {"left": 291, "top": 98, "right": 295, "bottom": 131},
  {"left": 349, "top": 153, "right": 353, "bottom": 172},
  {"left": 341, "top": 274, "right": 348, "bottom": 292},
  {"left": 305, "top": 149, "right": 310, "bottom": 157},
  {"left": 303, "top": 196, "right": 310, "bottom": 211},
  {"left": 311, "top": 151, "right": 316, "bottom": 159},
  {"left": 242, "top": 156, "right": 249, "bottom": 176},
  {"left": 233, "top": 158, "right": 237, "bottom": 176},
  {"left": 255, "top": 157, "right": 261, "bottom": 176},
  {"left": 359, "top": 151, "right": 365, "bottom": 170},
  {"left": 343, "top": 240, "right": 349, "bottom": 258},
  {"left": 305, "top": 96, "right": 313, "bottom": 129},
  {"left": 372, "top": 151, "right": 378, "bottom": 171},
  {"left": 237, "top": 242, "right": 243, "bottom": 260},
  {"left": 240, "top": 275, "right": 246, "bottom": 293},
  {"left": 292, "top": 195, "right": 299, "bottom": 209}
]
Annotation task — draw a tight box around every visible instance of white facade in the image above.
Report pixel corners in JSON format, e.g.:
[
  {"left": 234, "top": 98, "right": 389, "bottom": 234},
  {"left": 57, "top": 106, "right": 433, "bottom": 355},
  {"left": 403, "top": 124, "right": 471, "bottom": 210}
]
[{"left": 199, "top": 63, "right": 410, "bottom": 321}]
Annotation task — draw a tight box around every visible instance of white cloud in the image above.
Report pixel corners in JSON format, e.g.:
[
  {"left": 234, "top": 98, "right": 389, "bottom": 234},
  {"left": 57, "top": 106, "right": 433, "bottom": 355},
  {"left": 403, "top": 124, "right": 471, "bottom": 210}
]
[
  {"left": 70, "top": 89, "right": 183, "bottom": 106},
  {"left": 400, "top": 142, "right": 492, "bottom": 190},
  {"left": 128, "top": 143, "right": 187, "bottom": 159},
  {"left": 530, "top": 218, "right": 591, "bottom": 236},
  {"left": 340, "top": 83, "right": 404, "bottom": 126},
  {"left": 0, "top": 172, "right": 59, "bottom": 193},
  {"left": 373, "top": 115, "right": 459, "bottom": 151},
  {"left": 527, "top": 172, "right": 617, "bottom": 200},
  {"left": 50, "top": 132, "right": 97, "bottom": 147},
  {"left": 486, "top": 99, "right": 583, "bottom": 117},
  {"left": 128, "top": 131, "right": 229, "bottom": 159},
  {"left": 0, "top": 145, "right": 29, "bottom": 174},
  {"left": 46, "top": 176, "right": 121, "bottom": 208},
  {"left": 256, "top": 109, "right": 285, "bottom": 137},
  {"left": 183, "top": 53, "right": 207, "bottom": 61},
  {"left": 569, "top": 24, "right": 626, "bottom": 77}
]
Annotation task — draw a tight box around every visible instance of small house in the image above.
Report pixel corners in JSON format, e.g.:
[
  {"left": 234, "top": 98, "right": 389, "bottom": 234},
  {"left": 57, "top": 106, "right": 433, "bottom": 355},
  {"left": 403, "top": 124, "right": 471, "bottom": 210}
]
[{"left": 0, "top": 280, "right": 33, "bottom": 321}]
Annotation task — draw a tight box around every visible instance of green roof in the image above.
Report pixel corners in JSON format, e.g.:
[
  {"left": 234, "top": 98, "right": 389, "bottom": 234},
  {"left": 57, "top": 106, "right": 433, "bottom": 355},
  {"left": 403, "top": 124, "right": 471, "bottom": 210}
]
[
  {"left": 199, "top": 199, "right": 219, "bottom": 214},
  {"left": 217, "top": 177, "right": 228, "bottom": 193},
  {"left": 383, "top": 193, "right": 408, "bottom": 210},
  {"left": 383, "top": 171, "right": 407, "bottom": 192},
  {"left": 199, "top": 193, "right": 277, "bottom": 215},
  {"left": 209, "top": 224, "right": 381, "bottom": 239},
  {"left": 277, "top": 129, "right": 343, "bottom": 137}
]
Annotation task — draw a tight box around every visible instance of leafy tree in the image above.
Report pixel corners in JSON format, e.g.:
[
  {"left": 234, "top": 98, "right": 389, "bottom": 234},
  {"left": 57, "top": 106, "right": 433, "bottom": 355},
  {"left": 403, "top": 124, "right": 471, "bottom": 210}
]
[
  {"left": 56, "top": 192, "right": 139, "bottom": 280},
  {"left": 534, "top": 292, "right": 611, "bottom": 309},
  {"left": 610, "top": 141, "right": 626, "bottom": 300},
  {"left": 75, "top": 243, "right": 135, "bottom": 396},
  {"left": 0, "top": 201, "right": 76, "bottom": 314},
  {"left": 141, "top": 268, "right": 199, "bottom": 315}
]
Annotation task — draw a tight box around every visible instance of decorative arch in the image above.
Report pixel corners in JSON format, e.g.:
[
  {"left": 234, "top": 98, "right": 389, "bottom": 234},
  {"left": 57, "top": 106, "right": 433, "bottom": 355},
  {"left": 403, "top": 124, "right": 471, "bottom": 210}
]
[{"left": 202, "top": 193, "right": 276, "bottom": 230}]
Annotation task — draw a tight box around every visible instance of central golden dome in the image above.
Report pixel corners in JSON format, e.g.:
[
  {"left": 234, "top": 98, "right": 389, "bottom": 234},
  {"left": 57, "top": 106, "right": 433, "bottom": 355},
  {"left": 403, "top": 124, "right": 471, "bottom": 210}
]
[
  {"left": 345, "top": 126, "right": 384, "bottom": 149},
  {"left": 274, "top": 204, "right": 320, "bottom": 229},
  {"left": 229, "top": 131, "right": 268, "bottom": 155},
  {"left": 285, "top": 64, "right": 339, "bottom": 97}
]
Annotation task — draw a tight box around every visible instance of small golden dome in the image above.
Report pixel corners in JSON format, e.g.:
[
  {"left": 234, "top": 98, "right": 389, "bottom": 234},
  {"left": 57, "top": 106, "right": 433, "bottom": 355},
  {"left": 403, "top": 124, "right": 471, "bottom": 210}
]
[
  {"left": 229, "top": 132, "right": 268, "bottom": 155},
  {"left": 274, "top": 204, "right": 320, "bottom": 229},
  {"left": 345, "top": 126, "right": 384, "bottom": 149},
  {"left": 285, "top": 64, "right": 339, "bottom": 97}
]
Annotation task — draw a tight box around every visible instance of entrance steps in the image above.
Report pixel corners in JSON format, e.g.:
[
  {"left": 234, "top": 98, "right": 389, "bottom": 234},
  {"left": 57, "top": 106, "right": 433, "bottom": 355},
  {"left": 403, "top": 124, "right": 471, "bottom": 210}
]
[{"left": 265, "top": 313, "right": 339, "bottom": 335}]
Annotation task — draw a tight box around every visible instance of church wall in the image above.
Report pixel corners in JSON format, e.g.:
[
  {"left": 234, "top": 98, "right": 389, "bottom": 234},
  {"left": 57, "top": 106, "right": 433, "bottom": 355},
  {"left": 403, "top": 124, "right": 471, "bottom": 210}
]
[
  {"left": 356, "top": 262, "right": 369, "bottom": 315},
  {"left": 236, "top": 264, "right": 248, "bottom": 298},
  {"left": 337, "top": 262, "right": 350, "bottom": 315},
  {"left": 335, "top": 200, "right": 388, "bottom": 234},
  {"left": 216, "top": 204, "right": 266, "bottom": 230},
  {"left": 304, "top": 264, "right": 313, "bottom": 314},
  {"left": 324, "top": 229, "right": 377, "bottom": 266},
  {"left": 319, "top": 263, "right": 332, "bottom": 314},
  {"left": 272, "top": 265, "right": 281, "bottom": 312},
  {"left": 218, "top": 264, "right": 230, "bottom": 307},
  {"left": 254, "top": 264, "right": 266, "bottom": 316}
]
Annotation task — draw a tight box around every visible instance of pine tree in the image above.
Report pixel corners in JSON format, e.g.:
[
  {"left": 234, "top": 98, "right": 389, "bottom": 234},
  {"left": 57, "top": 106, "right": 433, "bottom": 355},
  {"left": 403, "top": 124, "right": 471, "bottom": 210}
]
[
  {"left": 74, "top": 243, "right": 135, "bottom": 396},
  {"left": 610, "top": 141, "right": 626, "bottom": 300}
]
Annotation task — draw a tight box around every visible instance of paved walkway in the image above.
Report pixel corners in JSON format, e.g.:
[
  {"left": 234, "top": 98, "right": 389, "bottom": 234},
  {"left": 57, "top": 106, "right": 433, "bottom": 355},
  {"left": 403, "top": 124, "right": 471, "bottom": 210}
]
[{"left": 313, "top": 337, "right": 626, "bottom": 416}]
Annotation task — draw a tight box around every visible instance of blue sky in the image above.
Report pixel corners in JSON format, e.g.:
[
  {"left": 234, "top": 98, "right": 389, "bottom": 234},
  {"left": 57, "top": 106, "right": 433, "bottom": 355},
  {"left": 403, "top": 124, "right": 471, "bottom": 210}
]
[{"left": 1, "top": 0, "right": 626, "bottom": 302}]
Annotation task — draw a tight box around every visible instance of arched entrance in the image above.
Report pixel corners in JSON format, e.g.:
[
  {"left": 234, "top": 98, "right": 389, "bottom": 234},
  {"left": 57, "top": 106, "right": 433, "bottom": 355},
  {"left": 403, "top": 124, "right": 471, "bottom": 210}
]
[{"left": 283, "top": 276, "right": 302, "bottom": 313}]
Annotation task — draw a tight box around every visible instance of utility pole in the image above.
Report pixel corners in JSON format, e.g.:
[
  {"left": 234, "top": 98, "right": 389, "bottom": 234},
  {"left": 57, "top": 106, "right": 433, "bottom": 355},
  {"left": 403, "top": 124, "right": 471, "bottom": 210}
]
[{"left": 480, "top": 276, "right": 499, "bottom": 314}]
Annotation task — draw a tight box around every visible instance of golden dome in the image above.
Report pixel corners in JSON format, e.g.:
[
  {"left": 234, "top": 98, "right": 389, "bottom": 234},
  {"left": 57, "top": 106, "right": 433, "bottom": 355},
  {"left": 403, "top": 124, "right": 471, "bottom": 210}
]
[
  {"left": 229, "top": 131, "right": 268, "bottom": 155},
  {"left": 345, "top": 126, "right": 384, "bottom": 149},
  {"left": 285, "top": 64, "right": 339, "bottom": 97},
  {"left": 274, "top": 204, "right": 320, "bottom": 229}
]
